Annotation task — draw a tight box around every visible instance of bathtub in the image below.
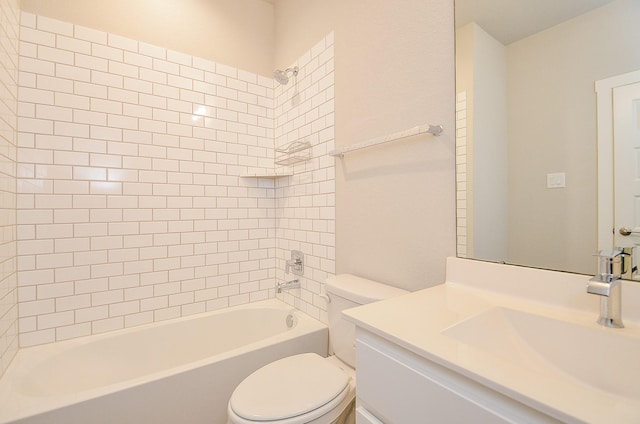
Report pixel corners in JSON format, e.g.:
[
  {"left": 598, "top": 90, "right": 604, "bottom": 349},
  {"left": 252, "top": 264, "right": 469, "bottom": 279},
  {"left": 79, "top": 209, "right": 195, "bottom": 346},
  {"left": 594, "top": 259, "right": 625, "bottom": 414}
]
[{"left": 0, "top": 299, "right": 328, "bottom": 424}]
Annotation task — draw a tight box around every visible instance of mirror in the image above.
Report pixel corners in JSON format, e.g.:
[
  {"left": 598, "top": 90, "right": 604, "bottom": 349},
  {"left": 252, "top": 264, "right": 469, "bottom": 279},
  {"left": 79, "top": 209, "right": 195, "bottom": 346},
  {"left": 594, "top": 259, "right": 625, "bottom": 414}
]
[{"left": 454, "top": 0, "right": 640, "bottom": 276}]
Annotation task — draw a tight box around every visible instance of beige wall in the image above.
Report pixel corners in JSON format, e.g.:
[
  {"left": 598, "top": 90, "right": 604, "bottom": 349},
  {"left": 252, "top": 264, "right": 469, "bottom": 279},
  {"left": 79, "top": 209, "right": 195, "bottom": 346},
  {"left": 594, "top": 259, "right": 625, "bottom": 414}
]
[
  {"left": 20, "top": 0, "right": 276, "bottom": 76},
  {"left": 276, "top": 0, "right": 456, "bottom": 291},
  {"left": 507, "top": 0, "right": 640, "bottom": 274}
]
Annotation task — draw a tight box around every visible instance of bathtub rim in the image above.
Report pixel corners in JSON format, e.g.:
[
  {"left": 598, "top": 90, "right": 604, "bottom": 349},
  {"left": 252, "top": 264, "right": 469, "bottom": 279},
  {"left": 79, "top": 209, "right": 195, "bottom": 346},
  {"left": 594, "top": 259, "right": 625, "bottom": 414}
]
[{"left": 0, "top": 298, "right": 327, "bottom": 424}]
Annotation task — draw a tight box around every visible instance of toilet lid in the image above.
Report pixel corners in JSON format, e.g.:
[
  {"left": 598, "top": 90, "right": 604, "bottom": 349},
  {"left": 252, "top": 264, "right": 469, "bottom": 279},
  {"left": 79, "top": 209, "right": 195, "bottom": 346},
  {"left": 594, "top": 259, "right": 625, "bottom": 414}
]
[{"left": 229, "top": 353, "right": 350, "bottom": 422}]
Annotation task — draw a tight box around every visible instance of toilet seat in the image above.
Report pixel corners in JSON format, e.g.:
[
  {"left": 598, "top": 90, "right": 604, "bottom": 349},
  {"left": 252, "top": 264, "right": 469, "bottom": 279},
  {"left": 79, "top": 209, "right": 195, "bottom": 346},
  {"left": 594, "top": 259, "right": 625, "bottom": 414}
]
[{"left": 228, "top": 353, "right": 351, "bottom": 424}]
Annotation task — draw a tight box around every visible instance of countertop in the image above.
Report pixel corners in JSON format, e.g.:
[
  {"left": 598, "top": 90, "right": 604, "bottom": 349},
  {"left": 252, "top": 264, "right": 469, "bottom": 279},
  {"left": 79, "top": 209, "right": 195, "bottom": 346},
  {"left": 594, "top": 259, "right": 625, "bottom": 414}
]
[{"left": 343, "top": 258, "right": 640, "bottom": 424}]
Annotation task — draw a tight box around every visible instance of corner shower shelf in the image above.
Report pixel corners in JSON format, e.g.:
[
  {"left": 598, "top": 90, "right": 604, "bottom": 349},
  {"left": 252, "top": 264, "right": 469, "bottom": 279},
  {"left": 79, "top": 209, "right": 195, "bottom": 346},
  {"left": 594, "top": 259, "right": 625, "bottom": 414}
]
[
  {"left": 240, "top": 171, "right": 294, "bottom": 179},
  {"left": 274, "top": 140, "right": 312, "bottom": 166},
  {"left": 239, "top": 140, "right": 311, "bottom": 179}
]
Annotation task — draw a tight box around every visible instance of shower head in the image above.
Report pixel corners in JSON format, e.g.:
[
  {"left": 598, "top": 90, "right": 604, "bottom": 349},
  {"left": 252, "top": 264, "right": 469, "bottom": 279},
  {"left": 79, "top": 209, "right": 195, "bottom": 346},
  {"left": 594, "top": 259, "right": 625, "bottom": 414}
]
[
  {"left": 273, "top": 66, "right": 299, "bottom": 85},
  {"left": 273, "top": 69, "right": 289, "bottom": 85}
]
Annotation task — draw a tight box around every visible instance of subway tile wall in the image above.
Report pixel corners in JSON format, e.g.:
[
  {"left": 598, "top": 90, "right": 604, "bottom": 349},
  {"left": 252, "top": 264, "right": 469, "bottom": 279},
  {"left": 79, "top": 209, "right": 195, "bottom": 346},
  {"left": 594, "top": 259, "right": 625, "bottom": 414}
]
[
  {"left": 274, "top": 35, "right": 335, "bottom": 322},
  {"left": 16, "top": 12, "right": 335, "bottom": 347},
  {"left": 455, "top": 91, "right": 468, "bottom": 258},
  {"left": 0, "top": 0, "right": 20, "bottom": 377}
]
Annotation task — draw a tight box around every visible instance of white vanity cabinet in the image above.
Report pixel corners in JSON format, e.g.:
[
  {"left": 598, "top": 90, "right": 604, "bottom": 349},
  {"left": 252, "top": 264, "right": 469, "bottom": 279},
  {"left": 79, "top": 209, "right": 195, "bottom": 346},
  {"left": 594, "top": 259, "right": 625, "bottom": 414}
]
[
  {"left": 354, "top": 330, "right": 559, "bottom": 424},
  {"left": 344, "top": 258, "right": 640, "bottom": 424}
]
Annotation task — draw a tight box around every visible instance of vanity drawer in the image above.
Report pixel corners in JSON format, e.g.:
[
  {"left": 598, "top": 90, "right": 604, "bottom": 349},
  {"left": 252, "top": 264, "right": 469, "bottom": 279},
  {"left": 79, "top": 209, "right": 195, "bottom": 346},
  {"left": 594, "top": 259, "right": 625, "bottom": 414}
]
[{"left": 355, "top": 330, "right": 557, "bottom": 424}]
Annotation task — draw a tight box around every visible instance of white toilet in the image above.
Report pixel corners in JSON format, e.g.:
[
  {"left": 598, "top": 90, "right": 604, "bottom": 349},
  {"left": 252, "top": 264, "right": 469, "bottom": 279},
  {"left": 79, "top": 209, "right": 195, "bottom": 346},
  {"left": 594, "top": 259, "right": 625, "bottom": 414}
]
[{"left": 226, "top": 274, "right": 408, "bottom": 424}]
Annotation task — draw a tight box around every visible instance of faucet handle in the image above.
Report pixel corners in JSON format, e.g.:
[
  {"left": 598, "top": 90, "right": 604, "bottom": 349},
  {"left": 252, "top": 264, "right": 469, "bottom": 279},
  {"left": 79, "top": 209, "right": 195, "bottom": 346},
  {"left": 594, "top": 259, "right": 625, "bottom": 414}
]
[
  {"left": 616, "top": 246, "right": 637, "bottom": 279},
  {"left": 593, "top": 248, "right": 623, "bottom": 258},
  {"left": 593, "top": 249, "right": 623, "bottom": 283},
  {"left": 587, "top": 279, "right": 613, "bottom": 296},
  {"left": 285, "top": 250, "right": 304, "bottom": 276}
]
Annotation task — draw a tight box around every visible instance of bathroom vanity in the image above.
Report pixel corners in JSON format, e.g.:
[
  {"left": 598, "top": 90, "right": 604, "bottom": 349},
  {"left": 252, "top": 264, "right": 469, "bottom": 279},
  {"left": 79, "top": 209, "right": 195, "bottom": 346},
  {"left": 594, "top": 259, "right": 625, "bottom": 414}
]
[{"left": 343, "top": 258, "right": 640, "bottom": 424}]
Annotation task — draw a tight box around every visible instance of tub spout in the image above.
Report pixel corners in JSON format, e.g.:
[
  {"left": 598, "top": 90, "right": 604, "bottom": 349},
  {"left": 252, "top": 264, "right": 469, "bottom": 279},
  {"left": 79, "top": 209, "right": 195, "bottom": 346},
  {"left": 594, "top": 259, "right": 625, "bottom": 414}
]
[{"left": 277, "top": 279, "right": 300, "bottom": 293}]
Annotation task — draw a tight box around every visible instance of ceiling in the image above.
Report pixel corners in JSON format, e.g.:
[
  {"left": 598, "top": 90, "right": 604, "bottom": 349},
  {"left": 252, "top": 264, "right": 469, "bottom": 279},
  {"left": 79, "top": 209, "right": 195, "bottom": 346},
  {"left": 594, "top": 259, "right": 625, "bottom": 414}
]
[{"left": 455, "top": 0, "right": 617, "bottom": 45}]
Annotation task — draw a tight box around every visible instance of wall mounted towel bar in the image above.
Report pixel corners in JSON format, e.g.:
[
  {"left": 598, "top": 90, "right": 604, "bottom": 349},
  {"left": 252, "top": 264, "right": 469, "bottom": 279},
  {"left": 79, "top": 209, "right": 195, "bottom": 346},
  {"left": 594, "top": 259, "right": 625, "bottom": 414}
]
[{"left": 328, "top": 124, "right": 443, "bottom": 157}]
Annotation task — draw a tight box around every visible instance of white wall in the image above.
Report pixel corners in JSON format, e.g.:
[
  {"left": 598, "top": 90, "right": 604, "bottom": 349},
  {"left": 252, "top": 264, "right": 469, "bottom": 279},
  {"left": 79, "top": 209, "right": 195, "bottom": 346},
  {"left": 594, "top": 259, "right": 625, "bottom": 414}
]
[
  {"left": 20, "top": 0, "right": 276, "bottom": 77},
  {"left": 16, "top": 12, "right": 335, "bottom": 346},
  {"left": 507, "top": 0, "right": 640, "bottom": 273},
  {"left": 0, "top": 0, "right": 20, "bottom": 378},
  {"left": 275, "top": 0, "right": 456, "bottom": 292},
  {"left": 12, "top": 0, "right": 456, "bottom": 348},
  {"left": 470, "top": 24, "right": 508, "bottom": 261},
  {"left": 455, "top": 91, "right": 469, "bottom": 258},
  {"left": 454, "top": 25, "right": 474, "bottom": 258},
  {"left": 273, "top": 34, "right": 335, "bottom": 322}
]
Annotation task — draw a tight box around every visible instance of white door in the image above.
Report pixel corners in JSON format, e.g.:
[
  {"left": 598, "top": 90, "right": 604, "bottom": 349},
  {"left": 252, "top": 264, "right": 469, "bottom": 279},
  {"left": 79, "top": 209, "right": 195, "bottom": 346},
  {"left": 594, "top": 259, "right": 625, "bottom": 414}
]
[{"left": 614, "top": 81, "right": 640, "bottom": 275}]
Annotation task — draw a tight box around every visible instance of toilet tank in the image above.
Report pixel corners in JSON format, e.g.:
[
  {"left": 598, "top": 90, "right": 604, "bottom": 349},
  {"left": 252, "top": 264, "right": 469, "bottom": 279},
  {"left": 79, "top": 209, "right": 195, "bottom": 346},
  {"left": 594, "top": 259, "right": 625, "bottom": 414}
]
[{"left": 325, "top": 274, "right": 408, "bottom": 367}]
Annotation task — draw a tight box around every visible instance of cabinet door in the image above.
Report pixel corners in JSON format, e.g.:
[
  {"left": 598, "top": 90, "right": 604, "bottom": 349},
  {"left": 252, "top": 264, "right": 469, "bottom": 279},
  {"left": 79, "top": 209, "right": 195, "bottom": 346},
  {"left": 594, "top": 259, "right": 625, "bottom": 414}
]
[{"left": 356, "top": 332, "right": 557, "bottom": 424}]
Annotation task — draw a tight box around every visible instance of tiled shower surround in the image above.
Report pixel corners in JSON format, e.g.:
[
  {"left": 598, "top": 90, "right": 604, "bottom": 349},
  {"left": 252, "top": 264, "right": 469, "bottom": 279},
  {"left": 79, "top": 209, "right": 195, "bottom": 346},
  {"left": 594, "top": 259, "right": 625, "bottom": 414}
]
[
  {"left": 0, "top": 0, "right": 19, "bottom": 377},
  {"left": 16, "top": 12, "right": 335, "bottom": 347}
]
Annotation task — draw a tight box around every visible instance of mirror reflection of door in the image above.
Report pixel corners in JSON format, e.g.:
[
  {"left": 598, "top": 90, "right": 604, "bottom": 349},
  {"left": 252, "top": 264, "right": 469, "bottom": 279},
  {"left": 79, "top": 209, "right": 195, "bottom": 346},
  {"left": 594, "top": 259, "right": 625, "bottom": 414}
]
[
  {"left": 614, "top": 81, "right": 640, "bottom": 277},
  {"left": 596, "top": 70, "right": 640, "bottom": 280}
]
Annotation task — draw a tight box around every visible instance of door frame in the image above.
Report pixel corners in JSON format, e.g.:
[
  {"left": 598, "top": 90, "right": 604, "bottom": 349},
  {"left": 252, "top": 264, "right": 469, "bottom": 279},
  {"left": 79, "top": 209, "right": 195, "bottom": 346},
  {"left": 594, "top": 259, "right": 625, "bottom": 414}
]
[{"left": 595, "top": 69, "right": 640, "bottom": 251}]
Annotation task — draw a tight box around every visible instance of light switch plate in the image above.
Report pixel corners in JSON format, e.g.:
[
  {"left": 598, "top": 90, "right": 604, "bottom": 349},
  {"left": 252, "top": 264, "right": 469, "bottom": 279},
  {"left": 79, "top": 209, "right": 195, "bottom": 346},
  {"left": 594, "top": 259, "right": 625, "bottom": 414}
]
[{"left": 546, "top": 172, "right": 566, "bottom": 188}]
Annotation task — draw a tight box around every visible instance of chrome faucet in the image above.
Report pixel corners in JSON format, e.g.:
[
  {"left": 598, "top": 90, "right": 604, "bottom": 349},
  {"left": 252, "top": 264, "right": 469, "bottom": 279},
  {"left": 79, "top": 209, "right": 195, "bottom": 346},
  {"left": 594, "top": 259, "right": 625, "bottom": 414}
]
[
  {"left": 587, "top": 249, "right": 626, "bottom": 328},
  {"left": 277, "top": 279, "right": 300, "bottom": 293}
]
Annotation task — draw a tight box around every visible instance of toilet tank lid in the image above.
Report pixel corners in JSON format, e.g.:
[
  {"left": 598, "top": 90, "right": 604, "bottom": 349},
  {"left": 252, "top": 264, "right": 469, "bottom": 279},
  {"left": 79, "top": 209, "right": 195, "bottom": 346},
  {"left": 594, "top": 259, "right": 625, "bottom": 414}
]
[{"left": 325, "top": 274, "right": 409, "bottom": 304}]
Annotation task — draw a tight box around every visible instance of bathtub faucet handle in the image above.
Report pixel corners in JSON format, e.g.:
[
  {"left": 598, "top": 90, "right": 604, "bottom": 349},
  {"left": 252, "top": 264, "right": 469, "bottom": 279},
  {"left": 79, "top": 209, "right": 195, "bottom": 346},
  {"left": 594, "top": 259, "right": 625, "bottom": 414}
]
[{"left": 285, "top": 250, "right": 304, "bottom": 276}]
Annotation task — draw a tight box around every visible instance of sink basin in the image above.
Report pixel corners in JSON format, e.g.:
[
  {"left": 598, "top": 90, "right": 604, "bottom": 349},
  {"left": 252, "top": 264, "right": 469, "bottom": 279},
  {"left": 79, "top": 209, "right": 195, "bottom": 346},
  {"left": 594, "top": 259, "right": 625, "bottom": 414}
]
[{"left": 442, "top": 307, "right": 640, "bottom": 400}]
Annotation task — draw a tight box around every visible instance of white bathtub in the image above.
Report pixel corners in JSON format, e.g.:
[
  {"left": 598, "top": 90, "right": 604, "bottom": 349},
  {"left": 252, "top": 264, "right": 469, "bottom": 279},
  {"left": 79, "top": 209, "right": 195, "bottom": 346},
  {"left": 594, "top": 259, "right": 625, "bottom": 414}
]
[{"left": 0, "top": 299, "right": 328, "bottom": 424}]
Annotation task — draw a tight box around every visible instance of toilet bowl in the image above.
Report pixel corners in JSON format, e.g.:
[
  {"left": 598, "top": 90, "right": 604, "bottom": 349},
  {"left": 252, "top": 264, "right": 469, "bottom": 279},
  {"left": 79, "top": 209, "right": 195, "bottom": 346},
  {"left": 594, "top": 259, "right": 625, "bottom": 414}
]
[{"left": 226, "top": 274, "right": 408, "bottom": 424}]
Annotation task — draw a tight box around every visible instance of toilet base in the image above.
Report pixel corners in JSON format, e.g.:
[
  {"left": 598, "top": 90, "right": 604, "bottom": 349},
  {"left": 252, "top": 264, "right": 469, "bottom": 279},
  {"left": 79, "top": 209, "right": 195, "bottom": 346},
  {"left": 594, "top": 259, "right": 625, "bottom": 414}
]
[{"left": 326, "top": 398, "right": 355, "bottom": 424}]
